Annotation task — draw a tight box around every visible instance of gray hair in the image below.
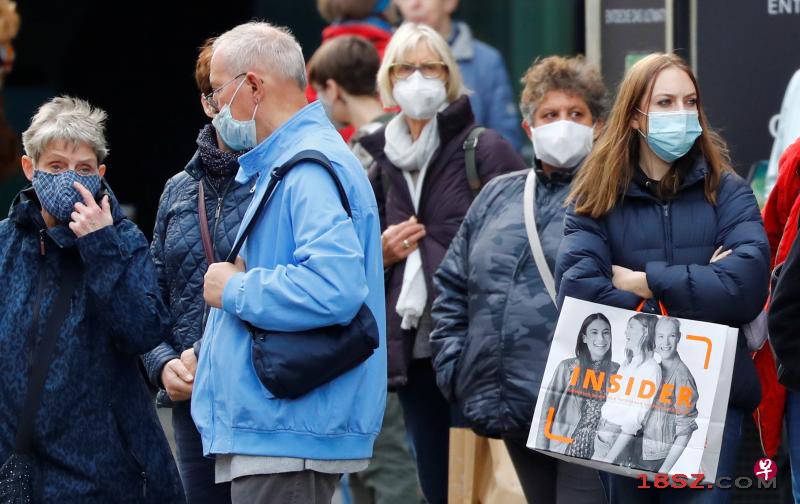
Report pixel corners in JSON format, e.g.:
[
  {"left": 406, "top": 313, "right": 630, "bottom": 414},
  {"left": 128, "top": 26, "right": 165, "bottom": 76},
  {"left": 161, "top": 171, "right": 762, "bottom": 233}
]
[
  {"left": 22, "top": 96, "right": 109, "bottom": 162},
  {"left": 212, "top": 22, "right": 307, "bottom": 91}
]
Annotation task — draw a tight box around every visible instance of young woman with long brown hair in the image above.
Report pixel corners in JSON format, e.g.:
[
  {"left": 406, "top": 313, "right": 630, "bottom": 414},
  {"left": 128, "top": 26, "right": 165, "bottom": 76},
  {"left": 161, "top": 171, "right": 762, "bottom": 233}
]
[{"left": 555, "top": 53, "right": 769, "bottom": 503}]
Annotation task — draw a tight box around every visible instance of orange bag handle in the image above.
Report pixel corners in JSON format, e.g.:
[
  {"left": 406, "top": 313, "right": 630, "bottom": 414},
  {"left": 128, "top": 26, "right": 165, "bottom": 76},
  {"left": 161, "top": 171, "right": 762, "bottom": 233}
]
[{"left": 635, "top": 299, "right": 669, "bottom": 316}]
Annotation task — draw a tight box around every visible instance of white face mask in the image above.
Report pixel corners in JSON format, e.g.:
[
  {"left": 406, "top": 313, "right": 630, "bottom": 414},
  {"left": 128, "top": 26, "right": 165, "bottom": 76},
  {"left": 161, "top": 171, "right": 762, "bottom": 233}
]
[
  {"left": 531, "top": 120, "right": 594, "bottom": 168},
  {"left": 392, "top": 71, "right": 447, "bottom": 120}
]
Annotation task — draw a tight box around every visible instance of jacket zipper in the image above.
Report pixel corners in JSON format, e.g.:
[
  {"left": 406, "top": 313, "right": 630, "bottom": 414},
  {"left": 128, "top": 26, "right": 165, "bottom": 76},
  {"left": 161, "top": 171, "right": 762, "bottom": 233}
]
[
  {"left": 211, "top": 178, "right": 235, "bottom": 258},
  {"left": 498, "top": 245, "right": 532, "bottom": 430},
  {"left": 204, "top": 177, "right": 235, "bottom": 263},
  {"left": 39, "top": 229, "right": 46, "bottom": 256},
  {"left": 662, "top": 203, "right": 673, "bottom": 264}
]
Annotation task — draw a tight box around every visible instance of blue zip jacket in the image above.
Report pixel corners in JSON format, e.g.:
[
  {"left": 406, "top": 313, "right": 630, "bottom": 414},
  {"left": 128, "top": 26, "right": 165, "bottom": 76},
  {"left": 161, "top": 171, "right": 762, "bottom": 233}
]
[
  {"left": 191, "top": 101, "right": 387, "bottom": 460},
  {"left": 556, "top": 155, "right": 769, "bottom": 411}
]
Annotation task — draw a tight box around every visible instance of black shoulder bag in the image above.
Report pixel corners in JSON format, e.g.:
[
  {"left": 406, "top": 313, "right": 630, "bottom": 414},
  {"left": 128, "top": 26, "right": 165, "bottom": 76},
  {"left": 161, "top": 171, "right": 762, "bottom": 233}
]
[
  {"left": 0, "top": 259, "right": 80, "bottom": 503},
  {"left": 226, "top": 150, "right": 379, "bottom": 399}
]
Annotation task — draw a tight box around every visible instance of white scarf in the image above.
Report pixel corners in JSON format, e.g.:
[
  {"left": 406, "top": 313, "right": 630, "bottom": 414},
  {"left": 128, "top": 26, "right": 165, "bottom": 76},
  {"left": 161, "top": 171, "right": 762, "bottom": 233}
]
[{"left": 384, "top": 114, "right": 441, "bottom": 330}]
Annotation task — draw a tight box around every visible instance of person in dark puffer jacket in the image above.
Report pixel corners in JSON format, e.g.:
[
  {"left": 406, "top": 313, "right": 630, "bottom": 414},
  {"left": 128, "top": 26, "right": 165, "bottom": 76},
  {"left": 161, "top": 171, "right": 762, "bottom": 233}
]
[
  {"left": 557, "top": 53, "right": 768, "bottom": 504},
  {"left": 140, "top": 39, "right": 252, "bottom": 504},
  {"left": 431, "top": 55, "right": 609, "bottom": 504},
  {"left": 0, "top": 96, "right": 183, "bottom": 502}
]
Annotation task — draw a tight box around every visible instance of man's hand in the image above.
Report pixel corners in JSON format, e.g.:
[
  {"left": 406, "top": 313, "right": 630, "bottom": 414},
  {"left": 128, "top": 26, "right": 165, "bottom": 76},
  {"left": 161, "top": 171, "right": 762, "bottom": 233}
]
[
  {"left": 612, "top": 265, "right": 654, "bottom": 299},
  {"left": 382, "top": 216, "right": 426, "bottom": 268},
  {"left": 203, "top": 256, "right": 246, "bottom": 308},
  {"left": 181, "top": 347, "right": 197, "bottom": 377},
  {"left": 161, "top": 358, "right": 194, "bottom": 402},
  {"left": 69, "top": 182, "right": 113, "bottom": 237}
]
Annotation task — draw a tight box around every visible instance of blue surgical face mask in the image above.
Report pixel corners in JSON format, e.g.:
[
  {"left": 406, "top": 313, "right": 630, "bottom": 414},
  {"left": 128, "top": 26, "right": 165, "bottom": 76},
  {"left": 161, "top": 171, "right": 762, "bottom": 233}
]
[
  {"left": 212, "top": 78, "right": 259, "bottom": 151},
  {"left": 31, "top": 169, "right": 102, "bottom": 223},
  {"left": 637, "top": 109, "right": 703, "bottom": 163}
]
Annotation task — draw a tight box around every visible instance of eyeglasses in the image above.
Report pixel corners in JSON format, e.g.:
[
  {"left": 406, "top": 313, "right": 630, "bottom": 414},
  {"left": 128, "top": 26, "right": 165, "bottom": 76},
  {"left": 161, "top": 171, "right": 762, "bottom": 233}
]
[
  {"left": 389, "top": 61, "right": 448, "bottom": 81},
  {"left": 203, "top": 73, "right": 247, "bottom": 111},
  {"left": 37, "top": 164, "right": 100, "bottom": 177}
]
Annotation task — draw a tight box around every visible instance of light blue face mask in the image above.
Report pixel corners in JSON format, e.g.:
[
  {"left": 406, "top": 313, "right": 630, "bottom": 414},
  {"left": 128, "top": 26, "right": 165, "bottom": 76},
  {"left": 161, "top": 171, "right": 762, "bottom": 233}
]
[
  {"left": 637, "top": 109, "right": 703, "bottom": 163},
  {"left": 212, "top": 77, "right": 259, "bottom": 151}
]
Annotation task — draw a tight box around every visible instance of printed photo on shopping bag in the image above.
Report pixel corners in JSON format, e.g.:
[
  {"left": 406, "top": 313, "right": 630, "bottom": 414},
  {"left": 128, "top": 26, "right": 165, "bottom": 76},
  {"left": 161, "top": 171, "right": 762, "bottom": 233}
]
[{"left": 527, "top": 297, "right": 733, "bottom": 477}]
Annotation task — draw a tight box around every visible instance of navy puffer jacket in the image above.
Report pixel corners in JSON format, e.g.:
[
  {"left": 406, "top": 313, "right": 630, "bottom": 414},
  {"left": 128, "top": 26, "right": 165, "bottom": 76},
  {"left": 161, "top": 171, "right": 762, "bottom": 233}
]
[
  {"left": 141, "top": 153, "right": 253, "bottom": 388},
  {"left": 431, "top": 168, "right": 572, "bottom": 438},
  {"left": 0, "top": 187, "right": 183, "bottom": 502},
  {"left": 556, "top": 154, "right": 769, "bottom": 411}
]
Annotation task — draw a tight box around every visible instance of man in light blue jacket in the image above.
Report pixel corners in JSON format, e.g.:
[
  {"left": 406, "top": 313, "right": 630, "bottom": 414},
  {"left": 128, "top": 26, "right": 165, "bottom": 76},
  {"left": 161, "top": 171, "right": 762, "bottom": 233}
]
[{"left": 192, "top": 22, "right": 387, "bottom": 504}]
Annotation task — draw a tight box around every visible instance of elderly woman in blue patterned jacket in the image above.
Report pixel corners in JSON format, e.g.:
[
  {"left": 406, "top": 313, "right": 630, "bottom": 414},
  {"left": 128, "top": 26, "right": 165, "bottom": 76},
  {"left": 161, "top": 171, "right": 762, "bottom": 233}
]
[
  {"left": 0, "top": 96, "right": 183, "bottom": 502},
  {"left": 430, "top": 55, "right": 609, "bottom": 504}
]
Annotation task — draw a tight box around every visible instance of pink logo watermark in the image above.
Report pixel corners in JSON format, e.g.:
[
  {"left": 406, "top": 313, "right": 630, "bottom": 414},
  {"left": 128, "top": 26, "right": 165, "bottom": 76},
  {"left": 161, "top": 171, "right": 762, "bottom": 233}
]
[{"left": 754, "top": 458, "right": 777, "bottom": 481}]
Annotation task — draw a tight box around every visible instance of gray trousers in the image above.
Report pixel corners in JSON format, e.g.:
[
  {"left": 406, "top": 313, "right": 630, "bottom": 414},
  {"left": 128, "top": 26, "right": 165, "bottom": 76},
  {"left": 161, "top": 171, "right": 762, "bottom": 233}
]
[{"left": 230, "top": 471, "right": 340, "bottom": 504}]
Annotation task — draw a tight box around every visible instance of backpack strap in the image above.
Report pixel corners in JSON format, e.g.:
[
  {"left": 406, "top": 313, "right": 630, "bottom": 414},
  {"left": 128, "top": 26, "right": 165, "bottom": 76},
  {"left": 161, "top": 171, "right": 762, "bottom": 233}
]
[
  {"left": 463, "top": 126, "right": 486, "bottom": 198},
  {"left": 226, "top": 150, "right": 351, "bottom": 263}
]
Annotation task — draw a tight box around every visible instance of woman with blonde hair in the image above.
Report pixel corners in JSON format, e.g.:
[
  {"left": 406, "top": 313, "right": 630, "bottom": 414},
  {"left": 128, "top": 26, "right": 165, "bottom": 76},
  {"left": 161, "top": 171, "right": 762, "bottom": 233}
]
[
  {"left": 556, "top": 52, "right": 769, "bottom": 502},
  {"left": 359, "top": 22, "right": 524, "bottom": 503}
]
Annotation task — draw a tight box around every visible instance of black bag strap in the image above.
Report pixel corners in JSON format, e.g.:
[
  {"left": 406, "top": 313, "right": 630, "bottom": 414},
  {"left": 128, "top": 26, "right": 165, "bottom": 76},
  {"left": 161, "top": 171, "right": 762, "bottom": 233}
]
[
  {"left": 226, "top": 150, "right": 351, "bottom": 263},
  {"left": 462, "top": 126, "right": 486, "bottom": 198},
  {"left": 15, "top": 258, "right": 80, "bottom": 454}
]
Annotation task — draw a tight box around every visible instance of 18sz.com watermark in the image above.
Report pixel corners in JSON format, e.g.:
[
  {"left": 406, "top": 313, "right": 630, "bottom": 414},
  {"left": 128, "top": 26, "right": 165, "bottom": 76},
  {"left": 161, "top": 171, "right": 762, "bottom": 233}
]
[{"left": 636, "top": 458, "right": 778, "bottom": 490}]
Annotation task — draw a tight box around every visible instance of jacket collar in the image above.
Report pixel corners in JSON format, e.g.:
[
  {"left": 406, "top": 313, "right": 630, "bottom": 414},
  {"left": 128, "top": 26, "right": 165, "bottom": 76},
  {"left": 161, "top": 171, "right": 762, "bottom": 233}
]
[
  {"left": 235, "top": 101, "right": 330, "bottom": 184},
  {"left": 533, "top": 157, "right": 578, "bottom": 186},
  {"left": 9, "top": 180, "right": 126, "bottom": 249},
  {"left": 625, "top": 150, "right": 709, "bottom": 200},
  {"left": 184, "top": 152, "right": 204, "bottom": 180},
  {"left": 449, "top": 21, "right": 474, "bottom": 61},
  {"left": 359, "top": 95, "right": 475, "bottom": 162}
]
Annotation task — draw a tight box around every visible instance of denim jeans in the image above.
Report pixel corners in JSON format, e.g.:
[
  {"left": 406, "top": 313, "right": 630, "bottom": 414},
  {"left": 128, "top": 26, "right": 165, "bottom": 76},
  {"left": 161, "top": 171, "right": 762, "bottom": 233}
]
[
  {"left": 604, "top": 408, "right": 744, "bottom": 504},
  {"left": 504, "top": 436, "right": 607, "bottom": 504},
  {"left": 172, "top": 402, "right": 232, "bottom": 504},
  {"left": 396, "top": 359, "right": 451, "bottom": 504}
]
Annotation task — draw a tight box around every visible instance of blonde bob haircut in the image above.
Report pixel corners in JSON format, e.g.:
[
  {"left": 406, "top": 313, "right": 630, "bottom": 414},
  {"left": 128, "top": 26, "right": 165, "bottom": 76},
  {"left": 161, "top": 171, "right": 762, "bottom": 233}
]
[{"left": 377, "top": 22, "right": 466, "bottom": 108}]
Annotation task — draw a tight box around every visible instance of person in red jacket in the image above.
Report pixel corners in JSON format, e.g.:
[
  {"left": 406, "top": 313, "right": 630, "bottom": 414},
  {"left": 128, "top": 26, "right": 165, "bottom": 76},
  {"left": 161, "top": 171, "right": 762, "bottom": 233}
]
[
  {"left": 309, "top": 0, "right": 399, "bottom": 143},
  {"left": 761, "top": 136, "right": 800, "bottom": 502}
]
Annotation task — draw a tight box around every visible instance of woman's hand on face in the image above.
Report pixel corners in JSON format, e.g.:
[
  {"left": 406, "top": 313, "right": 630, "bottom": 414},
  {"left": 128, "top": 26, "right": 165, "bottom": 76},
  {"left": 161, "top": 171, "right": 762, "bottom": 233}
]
[
  {"left": 612, "top": 265, "right": 654, "bottom": 299},
  {"left": 710, "top": 246, "right": 732, "bottom": 264},
  {"left": 382, "top": 216, "right": 426, "bottom": 268},
  {"left": 69, "top": 182, "right": 113, "bottom": 237}
]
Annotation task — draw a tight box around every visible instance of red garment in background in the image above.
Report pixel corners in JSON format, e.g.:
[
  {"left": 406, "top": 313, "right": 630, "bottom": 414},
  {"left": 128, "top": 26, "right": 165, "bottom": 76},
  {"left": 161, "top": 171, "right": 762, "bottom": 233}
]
[
  {"left": 306, "top": 22, "right": 393, "bottom": 143},
  {"left": 754, "top": 136, "right": 800, "bottom": 458}
]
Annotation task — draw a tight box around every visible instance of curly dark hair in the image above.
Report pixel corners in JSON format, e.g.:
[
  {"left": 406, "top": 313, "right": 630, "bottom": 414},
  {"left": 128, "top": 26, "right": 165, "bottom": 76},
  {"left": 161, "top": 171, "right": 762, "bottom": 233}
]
[{"left": 519, "top": 55, "right": 609, "bottom": 123}]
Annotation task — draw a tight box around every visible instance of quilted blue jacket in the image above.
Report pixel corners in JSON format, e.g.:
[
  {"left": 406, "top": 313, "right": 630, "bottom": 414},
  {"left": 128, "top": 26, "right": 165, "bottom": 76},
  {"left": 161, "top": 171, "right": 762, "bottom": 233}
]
[
  {"left": 141, "top": 154, "right": 253, "bottom": 388},
  {"left": 556, "top": 154, "right": 770, "bottom": 411},
  {"left": 0, "top": 186, "right": 183, "bottom": 502},
  {"left": 431, "top": 168, "right": 571, "bottom": 438}
]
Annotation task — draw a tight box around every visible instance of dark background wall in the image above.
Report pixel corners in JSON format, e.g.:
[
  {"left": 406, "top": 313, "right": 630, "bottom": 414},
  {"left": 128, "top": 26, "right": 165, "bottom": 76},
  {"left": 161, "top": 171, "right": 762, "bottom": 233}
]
[{"left": 2, "top": 0, "right": 581, "bottom": 238}]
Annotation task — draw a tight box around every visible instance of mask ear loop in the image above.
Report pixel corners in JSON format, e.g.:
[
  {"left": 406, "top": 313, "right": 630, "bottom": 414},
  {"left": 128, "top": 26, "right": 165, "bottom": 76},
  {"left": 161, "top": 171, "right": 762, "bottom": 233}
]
[
  {"left": 634, "top": 108, "right": 649, "bottom": 139},
  {"left": 223, "top": 77, "right": 248, "bottom": 112}
]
